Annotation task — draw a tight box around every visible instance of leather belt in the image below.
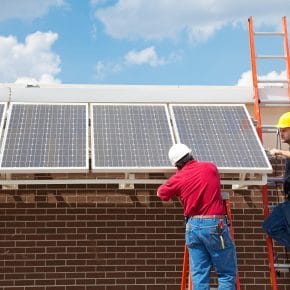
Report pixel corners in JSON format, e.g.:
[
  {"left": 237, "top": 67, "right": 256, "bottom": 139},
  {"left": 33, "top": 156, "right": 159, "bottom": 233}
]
[{"left": 189, "top": 215, "right": 225, "bottom": 219}]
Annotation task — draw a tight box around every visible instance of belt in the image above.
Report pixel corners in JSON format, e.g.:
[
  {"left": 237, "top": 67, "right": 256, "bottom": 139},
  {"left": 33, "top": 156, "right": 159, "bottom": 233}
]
[{"left": 189, "top": 215, "right": 225, "bottom": 219}]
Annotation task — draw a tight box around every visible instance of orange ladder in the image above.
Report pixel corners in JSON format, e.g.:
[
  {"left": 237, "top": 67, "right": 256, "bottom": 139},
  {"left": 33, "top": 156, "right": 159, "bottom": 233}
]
[
  {"left": 180, "top": 192, "right": 241, "bottom": 290},
  {"left": 248, "top": 16, "right": 290, "bottom": 290},
  {"left": 248, "top": 16, "right": 290, "bottom": 141}
]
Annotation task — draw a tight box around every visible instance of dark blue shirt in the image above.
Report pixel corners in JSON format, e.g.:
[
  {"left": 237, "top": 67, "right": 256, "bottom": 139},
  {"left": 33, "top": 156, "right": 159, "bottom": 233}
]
[{"left": 285, "top": 158, "right": 290, "bottom": 178}]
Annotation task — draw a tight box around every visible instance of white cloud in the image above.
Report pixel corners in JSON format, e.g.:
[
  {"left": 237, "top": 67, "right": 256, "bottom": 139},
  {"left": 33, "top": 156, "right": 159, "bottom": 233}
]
[
  {"left": 125, "top": 47, "right": 166, "bottom": 67},
  {"left": 0, "top": 31, "right": 61, "bottom": 84},
  {"left": 236, "top": 70, "right": 286, "bottom": 87},
  {"left": 94, "top": 61, "right": 122, "bottom": 80},
  {"left": 0, "top": 0, "right": 65, "bottom": 22},
  {"left": 94, "top": 46, "right": 180, "bottom": 80},
  {"left": 15, "top": 74, "right": 61, "bottom": 85},
  {"left": 236, "top": 71, "right": 253, "bottom": 86},
  {"left": 94, "top": 0, "right": 290, "bottom": 42}
]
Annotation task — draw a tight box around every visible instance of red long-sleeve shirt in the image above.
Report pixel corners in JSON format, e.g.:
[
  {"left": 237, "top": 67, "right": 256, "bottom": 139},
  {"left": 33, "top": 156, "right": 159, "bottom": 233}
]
[{"left": 157, "top": 160, "right": 225, "bottom": 217}]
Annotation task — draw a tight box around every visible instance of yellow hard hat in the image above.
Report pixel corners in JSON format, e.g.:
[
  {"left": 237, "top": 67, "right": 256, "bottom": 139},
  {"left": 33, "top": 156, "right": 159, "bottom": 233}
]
[{"left": 277, "top": 112, "right": 290, "bottom": 128}]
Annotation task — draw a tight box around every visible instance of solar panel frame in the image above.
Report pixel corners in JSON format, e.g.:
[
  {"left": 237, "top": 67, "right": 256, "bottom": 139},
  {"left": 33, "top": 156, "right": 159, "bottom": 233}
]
[
  {"left": 0, "top": 102, "right": 7, "bottom": 141},
  {"left": 0, "top": 102, "right": 89, "bottom": 173},
  {"left": 91, "top": 103, "right": 175, "bottom": 172},
  {"left": 169, "top": 104, "right": 272, "bottom": 174}
]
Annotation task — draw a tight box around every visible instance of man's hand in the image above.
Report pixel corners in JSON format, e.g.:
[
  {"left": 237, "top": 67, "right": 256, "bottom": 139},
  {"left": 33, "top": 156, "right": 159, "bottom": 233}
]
[
  {"left": 269, "top": 148, "right": 290, "bottom": 158},
  {"left": 269, "top": 148, "right": 282, "bottom": 156}
]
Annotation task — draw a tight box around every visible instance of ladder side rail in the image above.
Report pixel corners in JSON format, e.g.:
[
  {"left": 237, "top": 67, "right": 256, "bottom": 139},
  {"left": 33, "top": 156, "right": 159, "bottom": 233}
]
[
  {"left": 255, "top": 132, "right": 278, "bottom": 290},
  {"left": 224, "top": 197, "right": 241, "bottom": 290},
  {"left": 180, "top": 244, "right": 190, "bottom": 290},
  {"left": 248, "top": 16, "right": 263, "bottom": 141},
  {"left": 261, "top": 185, "right": 278, "bottom": 290},
  {"left": 282, "top": 16, "right": 290, "bottom": 99}
]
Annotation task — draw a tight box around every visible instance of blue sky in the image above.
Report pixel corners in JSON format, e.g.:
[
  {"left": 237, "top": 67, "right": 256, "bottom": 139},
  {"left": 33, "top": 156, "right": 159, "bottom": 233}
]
[{"left": 0, "top": 0, "right": 290, "bottom": 86}]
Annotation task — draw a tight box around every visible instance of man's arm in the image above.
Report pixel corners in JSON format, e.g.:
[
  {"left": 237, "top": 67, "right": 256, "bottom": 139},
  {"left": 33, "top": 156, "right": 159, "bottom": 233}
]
[
  {"left": 157, "top": 175, "right": 179, "bottom": 201},
  {"left": 269, "top": 148, "right": 290, "bottom": 158}
]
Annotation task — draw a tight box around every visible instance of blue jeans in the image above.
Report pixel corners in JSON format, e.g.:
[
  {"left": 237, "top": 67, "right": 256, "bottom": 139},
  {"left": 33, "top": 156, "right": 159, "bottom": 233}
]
[
  {"left": 263, "top": 201, "right": 290, "bottom": 247},
  {"left": 185, "top": 218, "right": 237, "bottom": 290}
]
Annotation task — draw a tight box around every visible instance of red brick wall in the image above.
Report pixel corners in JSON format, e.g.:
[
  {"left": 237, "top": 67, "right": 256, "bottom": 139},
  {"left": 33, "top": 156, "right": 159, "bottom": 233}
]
[{"left": 0, "top": 160, "right": 289, "bottom": 290}]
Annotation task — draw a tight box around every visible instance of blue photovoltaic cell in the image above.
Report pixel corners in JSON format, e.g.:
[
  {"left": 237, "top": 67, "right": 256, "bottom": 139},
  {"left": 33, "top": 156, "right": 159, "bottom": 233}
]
[
  {"left": 92, "top": 104, "right": 174, "bottom": 169},
  {"left": 170, "top": 105, "right": 271, "bottom": 171},
  {"left": 0, "top": 103, "right": 88, "bottom": 171}
]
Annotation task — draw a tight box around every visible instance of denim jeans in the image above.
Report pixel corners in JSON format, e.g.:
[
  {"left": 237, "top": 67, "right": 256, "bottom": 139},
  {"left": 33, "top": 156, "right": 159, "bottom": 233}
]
[
  {"left": 263, "top": 201, "right": 290, "bottom": 247},
  {"left": 185, "top": 218, "right": 237, "bottom": 290}
]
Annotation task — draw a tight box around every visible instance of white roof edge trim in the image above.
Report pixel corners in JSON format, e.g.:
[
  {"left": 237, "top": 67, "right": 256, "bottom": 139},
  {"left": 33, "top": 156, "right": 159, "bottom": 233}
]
[
  {"left": 0, "top": 84, "right": 253, "bottom": 103},
  {"left": 0, "top": 83, "right": 289, "bottom": 104}
]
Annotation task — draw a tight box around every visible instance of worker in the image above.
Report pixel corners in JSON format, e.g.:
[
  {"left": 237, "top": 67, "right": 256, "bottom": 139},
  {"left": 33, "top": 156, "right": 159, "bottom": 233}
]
[
  {"left": 157, "top": 143, "right": 237, "bottom": 290},
  {"left": 263, "top": 112, "right": 290, "bottom": 247},
  {"left": 269, "top": 112, "right": 290, "bottom": 177}
]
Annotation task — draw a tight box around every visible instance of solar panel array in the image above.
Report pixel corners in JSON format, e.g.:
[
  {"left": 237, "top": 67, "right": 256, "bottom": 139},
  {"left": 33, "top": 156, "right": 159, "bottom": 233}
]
[
  {"left": 0, "top": 102, "right": 272, "bottom": 174},
  {"left": 91, "top": 104, "right": 174, "bottom": 171},
  {"left": 170, "top": 104, "right": 272, "bottom": 173},
  {"left": 0, "top": 103, "right": 88, "bottom": 172}
]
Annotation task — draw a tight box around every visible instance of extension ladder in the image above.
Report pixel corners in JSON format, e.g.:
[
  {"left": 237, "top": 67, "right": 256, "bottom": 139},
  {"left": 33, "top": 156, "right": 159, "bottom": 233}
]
[
  {"left": 248, "top": 16, "right": 290, "bottom": 141},
  {"left": 248, "top": 16, "right": 290, "bottom": 290}
]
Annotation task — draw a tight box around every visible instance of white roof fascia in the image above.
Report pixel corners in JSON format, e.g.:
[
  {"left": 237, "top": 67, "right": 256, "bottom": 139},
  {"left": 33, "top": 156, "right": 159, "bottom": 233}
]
[
  {"left": 0, "top": 83, "right": 253, "bottom": 103},
  {"left": 0, "top": 86, "right": 11, "bottom": 100},
  {"left": 259, "top": 86, "right": 290, "bottom": 105},
  {"left": 0, "top": 83, "right": 289, "bottom": 105}
]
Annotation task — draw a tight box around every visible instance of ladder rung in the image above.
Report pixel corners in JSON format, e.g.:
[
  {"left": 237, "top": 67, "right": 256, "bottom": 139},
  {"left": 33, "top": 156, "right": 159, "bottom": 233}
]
[
  {"left": 274, "top": 263, "right": 290, "bottom": 269},
  {"left": 267, "top": 177, "right": 284, "bottom": 183},
  {"left": 262, "top": 129, "right": 278, "bottom": 134},
  {"left": 255, "top": 32, "right": 284, "bottom": 36},
  {"left": 256, "top": 55, "right": 286, "bottom": 59},
  {"left": 267, "top": 176, "right": 285, "bottom": 187},
  {"left": 262, "top": 125, "right": 277, "bottom": 129},
  {"left": 257, "top": 79, "right": 288, "bottom": 83}
]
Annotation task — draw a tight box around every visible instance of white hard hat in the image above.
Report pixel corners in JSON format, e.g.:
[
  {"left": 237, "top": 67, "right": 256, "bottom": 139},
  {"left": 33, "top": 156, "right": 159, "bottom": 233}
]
[{"left": 168, "top": 143, "right": 191, "bottom": 166}]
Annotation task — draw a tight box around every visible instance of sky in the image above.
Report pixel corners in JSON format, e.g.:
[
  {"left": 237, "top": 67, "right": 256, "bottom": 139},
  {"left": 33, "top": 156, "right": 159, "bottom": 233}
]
[{"left": 0, "top": 0, "right": 290, "bottom": 86}]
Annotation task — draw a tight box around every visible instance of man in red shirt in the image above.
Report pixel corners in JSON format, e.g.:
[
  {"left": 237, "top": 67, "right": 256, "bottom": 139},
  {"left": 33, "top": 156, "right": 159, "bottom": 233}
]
[{"left": 157, "top": 144, "right": 237, "bottom": 290}]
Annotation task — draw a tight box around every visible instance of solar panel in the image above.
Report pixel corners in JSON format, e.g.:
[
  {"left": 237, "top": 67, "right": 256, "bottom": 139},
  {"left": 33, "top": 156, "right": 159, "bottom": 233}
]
[
  {"left": 91, "top": 104, "right": 175, "bottom": 171},
  {"left": 0, "top": 103, "right": 88, "bottom": 172},
  {"left": 169, "top": 104, "right": 272, "bottom": 173}
]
